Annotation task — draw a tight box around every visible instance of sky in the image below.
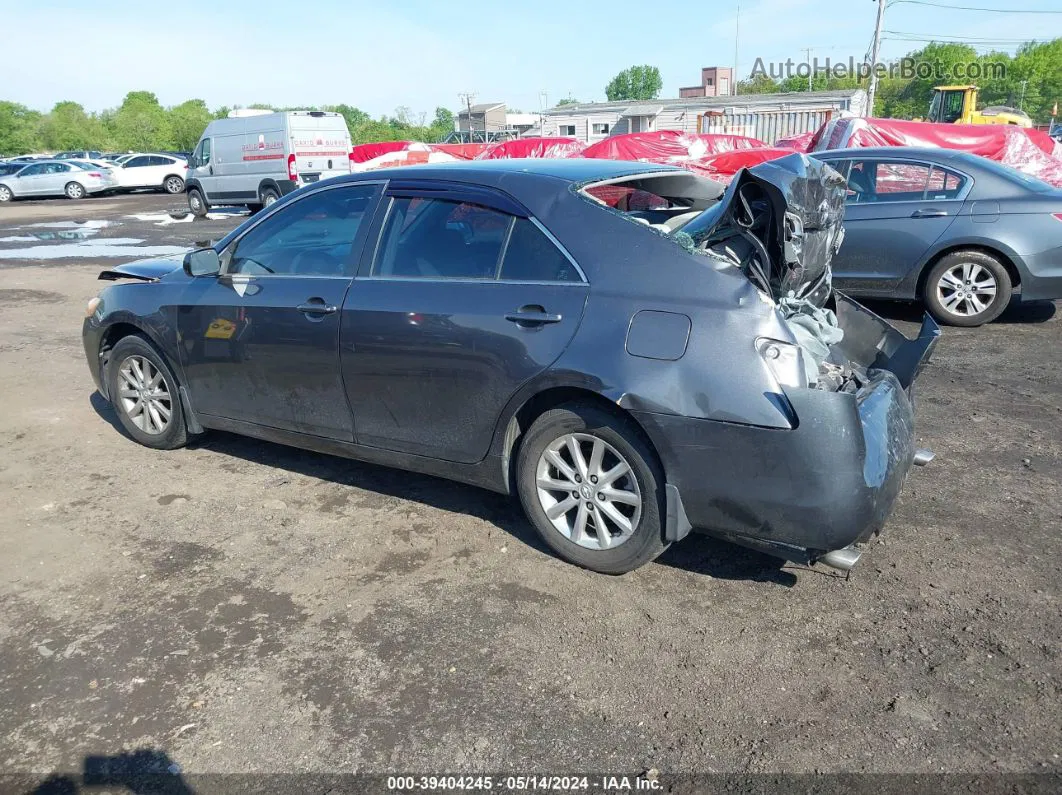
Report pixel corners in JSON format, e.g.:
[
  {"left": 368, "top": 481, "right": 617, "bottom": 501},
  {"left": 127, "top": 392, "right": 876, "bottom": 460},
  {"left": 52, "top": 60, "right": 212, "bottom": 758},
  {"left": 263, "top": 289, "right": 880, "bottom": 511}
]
[{"left": 5, "top": 0, "right": 1061, "bottom": 116}]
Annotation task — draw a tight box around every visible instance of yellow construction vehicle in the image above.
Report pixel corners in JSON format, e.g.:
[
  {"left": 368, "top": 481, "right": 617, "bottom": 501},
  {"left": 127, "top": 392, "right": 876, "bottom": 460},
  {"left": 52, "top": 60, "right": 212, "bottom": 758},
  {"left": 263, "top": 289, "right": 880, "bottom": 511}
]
[{"left": 926, "top": 85, "right": 1032, "bottom": 127}]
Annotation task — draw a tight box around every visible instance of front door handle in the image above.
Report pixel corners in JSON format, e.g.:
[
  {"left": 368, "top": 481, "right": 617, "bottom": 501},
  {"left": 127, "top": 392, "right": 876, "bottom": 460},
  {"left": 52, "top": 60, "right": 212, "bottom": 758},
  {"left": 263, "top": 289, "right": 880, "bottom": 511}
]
[
  {"left": 296, "top": 300, "right": 337, "bottom": 316},
  {"left": 505, "top": 305, "right": 562, "bottom": 327},
  {"left": 911, "top": 208, "right": 948, "bottom": 218}
]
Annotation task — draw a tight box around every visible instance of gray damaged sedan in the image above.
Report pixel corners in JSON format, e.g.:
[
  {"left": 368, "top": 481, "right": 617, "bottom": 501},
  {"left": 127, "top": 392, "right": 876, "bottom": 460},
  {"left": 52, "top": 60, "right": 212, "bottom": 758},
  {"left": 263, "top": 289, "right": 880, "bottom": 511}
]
[{"left": 82, "top": 156, "right": 939, "bottom": 575}]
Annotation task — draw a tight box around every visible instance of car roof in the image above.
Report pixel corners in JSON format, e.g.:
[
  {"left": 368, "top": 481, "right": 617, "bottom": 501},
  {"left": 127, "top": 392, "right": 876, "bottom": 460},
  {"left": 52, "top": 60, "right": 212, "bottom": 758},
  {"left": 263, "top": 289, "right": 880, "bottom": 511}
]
[
  {"left": 348, "top": 157, "right": 682, "bottom": 185},
  {"left": 814, "top": 146, "right": 984, "bottom": 164}
]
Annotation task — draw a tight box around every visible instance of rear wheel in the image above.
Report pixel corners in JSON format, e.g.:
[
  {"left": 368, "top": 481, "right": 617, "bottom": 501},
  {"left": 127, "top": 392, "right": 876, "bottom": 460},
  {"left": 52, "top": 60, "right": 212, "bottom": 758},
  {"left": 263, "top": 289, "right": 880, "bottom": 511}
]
[
  {"left": 516, "top": 403, "right": 668, "bottom": 574},
  {"left": 924, "top": 250, "right": 1011, "bottom": 327},
  {"left": 260, "top": 187, "right": 280, "bottom": 207},
  {"left": 0, "top": 185, "right": 11, "bottom": 202},
  {"left": 163, "top": 175, "right": 185, "bottom": 194},
  {"left": 106, "top": 336, "right": 188, "bottom": 450},
  {"left": 64, "top": 181, "right": 85, "bottom": 200},
  {"left": 187, "top": 188, "right": 208, "bottom": 218}
]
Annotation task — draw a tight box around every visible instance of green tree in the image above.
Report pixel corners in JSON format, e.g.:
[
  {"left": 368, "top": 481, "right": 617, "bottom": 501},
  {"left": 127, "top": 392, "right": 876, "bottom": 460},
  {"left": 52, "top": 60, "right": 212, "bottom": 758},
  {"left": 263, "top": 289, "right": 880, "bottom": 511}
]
[
  {"left": 168, "top": 99, "right": 213, "bottom": 150},
  {"left": 111, "top": 91, "right": 172, "bottom": 150},
  {"left": 605, "top": 65, "right": 663, "bottom": 101},
  {"left": 556, "top": 97, "right": 581, "bottom": 106},
  {"left": 0, "top": 101, "right": 43, "bottom": 155}
]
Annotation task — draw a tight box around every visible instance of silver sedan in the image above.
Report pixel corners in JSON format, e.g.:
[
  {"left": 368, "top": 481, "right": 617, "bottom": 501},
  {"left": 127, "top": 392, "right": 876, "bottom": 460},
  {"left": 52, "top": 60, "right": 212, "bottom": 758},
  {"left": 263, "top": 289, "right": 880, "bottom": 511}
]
[{"left": 0, "top": 159, "right": 118, "bottom": 202}]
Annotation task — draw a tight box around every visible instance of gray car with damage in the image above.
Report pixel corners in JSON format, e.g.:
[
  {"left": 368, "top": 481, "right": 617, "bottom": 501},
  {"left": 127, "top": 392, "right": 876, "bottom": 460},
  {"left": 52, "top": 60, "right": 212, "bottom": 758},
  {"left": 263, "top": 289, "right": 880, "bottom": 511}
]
[{"left": 82, "top": 155, "right": 939, "bottom": 575}]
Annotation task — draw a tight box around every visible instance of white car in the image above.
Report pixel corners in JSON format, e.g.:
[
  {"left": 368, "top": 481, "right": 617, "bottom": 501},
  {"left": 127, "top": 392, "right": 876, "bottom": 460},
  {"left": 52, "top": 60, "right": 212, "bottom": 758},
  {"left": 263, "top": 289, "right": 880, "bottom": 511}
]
[{"left": 115, "top": 153, "right": 188, "bottom": 194}]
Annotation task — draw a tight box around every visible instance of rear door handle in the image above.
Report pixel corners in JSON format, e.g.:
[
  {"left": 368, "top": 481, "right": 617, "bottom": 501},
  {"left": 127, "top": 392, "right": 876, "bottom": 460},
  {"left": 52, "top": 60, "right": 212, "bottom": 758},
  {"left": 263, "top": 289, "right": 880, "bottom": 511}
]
[
  {"left": 505, "top": 305, "right": 562, "bottom": 327},
  {"left": 911, "top": 208, "right": 948, "bottom": 218},
  {"left": 296, "top": 300, "right": 337, "bottom": 316}
]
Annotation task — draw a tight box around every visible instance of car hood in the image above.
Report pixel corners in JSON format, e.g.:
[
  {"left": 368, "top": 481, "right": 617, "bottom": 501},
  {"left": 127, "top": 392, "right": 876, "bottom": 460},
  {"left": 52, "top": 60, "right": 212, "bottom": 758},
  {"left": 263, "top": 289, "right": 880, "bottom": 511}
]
[
  {"left": 97, "top": 254, "right": 186, "bottom": 282},
  {"left": 678, "top": 153, "right": 847, "bottom": 303}
]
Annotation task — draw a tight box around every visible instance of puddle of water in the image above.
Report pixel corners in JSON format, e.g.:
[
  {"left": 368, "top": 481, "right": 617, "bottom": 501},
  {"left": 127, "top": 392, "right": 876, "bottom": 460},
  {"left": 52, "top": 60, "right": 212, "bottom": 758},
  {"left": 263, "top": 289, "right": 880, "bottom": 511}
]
[
  {"left": 128, "top": 213, "right": 195, "bottom": 226},
  {"left": 126, "top": 210, "right": 248, "bottom": 225},
  {"left": 0, "top": 229, "right": 100, "bottom": 242},
  {"left": 25, "top": 220, "right": 113, "bottom": 230},
  {"left": 0, "top": 238, "right": 188, "bottom": 260}
]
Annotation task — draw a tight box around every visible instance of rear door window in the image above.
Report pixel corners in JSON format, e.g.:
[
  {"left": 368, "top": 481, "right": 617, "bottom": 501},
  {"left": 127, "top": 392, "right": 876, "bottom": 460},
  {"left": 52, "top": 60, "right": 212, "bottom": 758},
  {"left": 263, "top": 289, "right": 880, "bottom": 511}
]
[
  {"left": 499, "top": 218, "right": 580, "bottom": 282},
  {"left": 373, "top": 198, "right": 508, "bottom": 280}
]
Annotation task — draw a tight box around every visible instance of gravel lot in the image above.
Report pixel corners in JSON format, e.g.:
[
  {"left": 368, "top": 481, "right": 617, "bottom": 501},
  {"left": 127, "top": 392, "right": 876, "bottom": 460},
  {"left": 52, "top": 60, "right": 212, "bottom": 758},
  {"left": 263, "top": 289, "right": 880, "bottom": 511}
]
[{"left": 0, "top": 192, "right": 1060, "bottom": 788}]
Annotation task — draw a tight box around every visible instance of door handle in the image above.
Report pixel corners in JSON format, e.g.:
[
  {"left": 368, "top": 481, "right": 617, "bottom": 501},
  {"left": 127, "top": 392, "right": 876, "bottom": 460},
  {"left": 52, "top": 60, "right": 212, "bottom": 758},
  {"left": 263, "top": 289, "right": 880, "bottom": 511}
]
[
  {"left": 505, "top": 305, "right": 562, "bottom": 327},
  {"left": 296, "top": 300, "right": 337, "bottom": 316},
  {"left": 911, "top": 208, "right": 948, "bottom": 218}
]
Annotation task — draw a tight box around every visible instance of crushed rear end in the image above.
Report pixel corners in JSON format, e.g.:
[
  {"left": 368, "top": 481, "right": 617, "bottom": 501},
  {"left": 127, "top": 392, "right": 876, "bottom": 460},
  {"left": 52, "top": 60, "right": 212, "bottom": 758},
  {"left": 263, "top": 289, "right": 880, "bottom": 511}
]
[{"left": 651, "top": 154, "right": 941, "bottom": 570}]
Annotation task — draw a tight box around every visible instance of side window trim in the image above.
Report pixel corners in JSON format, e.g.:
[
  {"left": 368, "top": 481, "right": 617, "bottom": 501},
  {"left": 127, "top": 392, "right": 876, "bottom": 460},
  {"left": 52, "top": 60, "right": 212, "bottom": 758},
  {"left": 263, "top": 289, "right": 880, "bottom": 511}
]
[{"left": 219, "top": 181, "right": 384, "bottom": 277}]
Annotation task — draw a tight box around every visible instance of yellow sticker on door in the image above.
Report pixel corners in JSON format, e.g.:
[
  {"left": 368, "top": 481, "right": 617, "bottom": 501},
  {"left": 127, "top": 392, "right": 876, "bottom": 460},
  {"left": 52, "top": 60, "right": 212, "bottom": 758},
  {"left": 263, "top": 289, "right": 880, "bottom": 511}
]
[{"left": 205, "top": 318, "right": 236, "bottom": 339}]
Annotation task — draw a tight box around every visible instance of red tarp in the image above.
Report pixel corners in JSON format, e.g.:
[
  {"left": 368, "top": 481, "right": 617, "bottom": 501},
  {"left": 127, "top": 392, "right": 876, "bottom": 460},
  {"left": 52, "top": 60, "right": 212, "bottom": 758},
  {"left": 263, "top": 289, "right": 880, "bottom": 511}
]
[
  {"left": 773, "top": 131, "right": 816, "bottom": 152},
  {"left": 431, "top": 143, "right": 488, "bottom": 160},
  {"left": 580, "top": 130, "right": 766, "bottom": 163},
  {"left": 476, "top": 137, "right": 586, "bottom": 160},
  {"left": 808, "top": 117, "right": 1062, "bottom": 187},
  {"left": 350, "top": 141, "right": 413, "bottom": 164},
  {"left": 684, "top": 148, "right": 803, "bottom": 183}
]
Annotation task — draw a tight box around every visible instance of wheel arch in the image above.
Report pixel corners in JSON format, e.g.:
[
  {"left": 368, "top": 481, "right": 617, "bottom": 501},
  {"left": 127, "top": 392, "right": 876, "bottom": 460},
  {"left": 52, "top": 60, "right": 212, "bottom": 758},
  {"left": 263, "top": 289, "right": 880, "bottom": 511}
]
[
  {"left": 916, "top": 243, "right": 1021, "bottom": 300},
  {"left": 496, "top": 384, "right": 662, "bottom": 495},
  {"left": 257, "top": 178, "right": 282, "bottom": 200}
]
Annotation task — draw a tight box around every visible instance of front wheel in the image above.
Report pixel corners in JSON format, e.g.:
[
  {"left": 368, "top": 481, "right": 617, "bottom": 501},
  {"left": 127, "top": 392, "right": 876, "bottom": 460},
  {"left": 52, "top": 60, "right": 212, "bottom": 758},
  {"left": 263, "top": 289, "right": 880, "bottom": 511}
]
[
  {"left": 187, "top": 188, "right": 208, "bottom": 218},
  {"left": 163, "top": 175, "right": 185, "bottom": 194},
  {"left": 106, "top": 336, "right": 188, "bottom": 450},
  {"left": 923, "top": 250, "right": 1012, "bottom": 327},
  {"left": 516, "top": 403, "right": 668, "bottom": 574},
  {"left": 65, "top": 181, "right": 85, "bottom": 200},
  {"left": 0, "top": 184, "right": 12, "bottom": 202}
]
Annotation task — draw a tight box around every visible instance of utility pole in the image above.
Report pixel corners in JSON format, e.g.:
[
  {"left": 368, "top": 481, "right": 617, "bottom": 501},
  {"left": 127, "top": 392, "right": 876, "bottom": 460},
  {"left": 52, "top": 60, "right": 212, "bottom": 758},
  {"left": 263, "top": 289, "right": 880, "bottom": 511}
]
[
  {"left": 804, "top": 47, "right": 813, "bottom": 92},
  {"left": 866, "top": 0, "right": 886, "bottom": 117},
  {"left": 458, "top": 91, "right": 477, "bottom": 142},
  {"left": 539, "top": 90, "right": 548, "bottom": 135},
  {"left": 733, "top": 4, "right": 740, "bottom": 96},
  {"left": 1019, "top": 80, "right": 1028, "bottom": 110}
]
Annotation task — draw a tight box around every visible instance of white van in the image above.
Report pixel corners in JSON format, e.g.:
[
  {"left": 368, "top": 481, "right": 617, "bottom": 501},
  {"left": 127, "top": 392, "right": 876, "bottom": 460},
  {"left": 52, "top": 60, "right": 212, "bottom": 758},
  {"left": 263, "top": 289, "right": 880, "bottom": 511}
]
[{"left": 185, "top": 110, "right": 353, "bottom": 216}]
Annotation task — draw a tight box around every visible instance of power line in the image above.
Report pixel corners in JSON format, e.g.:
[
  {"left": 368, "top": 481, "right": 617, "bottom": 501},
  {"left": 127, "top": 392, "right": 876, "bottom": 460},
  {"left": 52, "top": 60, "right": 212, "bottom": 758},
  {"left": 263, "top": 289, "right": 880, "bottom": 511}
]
[
  {"left": 888, "top": 0, "right": 1062, "bottom": 13},
  {"left": 883, "top": 29, "right": 1037, "bottom": 43}
]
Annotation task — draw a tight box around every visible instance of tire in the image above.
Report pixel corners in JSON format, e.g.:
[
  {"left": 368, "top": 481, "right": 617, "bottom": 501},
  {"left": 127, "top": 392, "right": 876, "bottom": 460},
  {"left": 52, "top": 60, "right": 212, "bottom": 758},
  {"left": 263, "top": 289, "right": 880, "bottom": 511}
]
[
  {"left": 516, "top": 403, "right": 668, "bottom": 574},
  {"left": 64, "top": 181, "right": 85, "bottom": 200},
  {"left": 260, "top": 186, "right": 280, "bottom": 207},
  {"left": 163, "top": 175, "right": 185, "bottom": 194},
  {"left": 187, "top": 188, "right": 208, "bottom": 218},
  {"left": 106, "top": 335, "right": 188, "bottom": 450},
  {"left": 923, "top": 250, "right": 1012, "bottom": 327},
  {"left": 0, "top": 184, "right": 12, "bottom": 202}
]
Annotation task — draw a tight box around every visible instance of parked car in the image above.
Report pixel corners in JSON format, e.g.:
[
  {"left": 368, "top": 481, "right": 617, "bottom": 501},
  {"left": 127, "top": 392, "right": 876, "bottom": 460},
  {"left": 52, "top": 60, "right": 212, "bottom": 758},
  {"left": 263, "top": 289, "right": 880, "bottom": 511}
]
[
  {"left": 0, "top": 159, "right": 116, "bottom": 201},
  {"left": 186, "top": 110, "right": 353, "bottom": 216},
  {"left": 0, "top": 162, "right": 25, "bottom": 177},
  {"left": 83, "top": 157, "right": 939, "bottom": 574},
  {"left": 811, "top": 147, "right": 1062, "bottom": 326},
  {"left": 55, "top": 150, "right": 103, "bottom": 160},
  {"left": 115, "top": 153, "right": 188, "bottom": 194}
]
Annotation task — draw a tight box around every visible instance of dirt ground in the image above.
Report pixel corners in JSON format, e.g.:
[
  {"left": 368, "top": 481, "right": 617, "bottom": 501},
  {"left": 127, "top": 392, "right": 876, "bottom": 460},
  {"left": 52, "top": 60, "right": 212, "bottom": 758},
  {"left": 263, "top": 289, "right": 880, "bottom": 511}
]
[{"left": 0, "top": 193, "right": 1060, "bottom": 788}]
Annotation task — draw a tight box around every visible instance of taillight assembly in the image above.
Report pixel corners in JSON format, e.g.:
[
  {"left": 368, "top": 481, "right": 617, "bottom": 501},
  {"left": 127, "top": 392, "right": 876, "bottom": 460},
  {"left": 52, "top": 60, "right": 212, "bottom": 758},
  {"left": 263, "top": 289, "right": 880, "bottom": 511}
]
[
  {"left": 287, "top": 153, "right": 297, "bottom": 181},
  {"left": 87, "top": 172, "right": 103, "bottom": 178}
]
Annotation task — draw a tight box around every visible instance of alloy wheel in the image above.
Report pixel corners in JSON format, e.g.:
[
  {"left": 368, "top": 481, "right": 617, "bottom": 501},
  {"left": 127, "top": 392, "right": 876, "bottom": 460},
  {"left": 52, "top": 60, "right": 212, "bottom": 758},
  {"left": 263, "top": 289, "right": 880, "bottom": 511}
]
[
  {"left": 0, "top": 185, "right": 11, "bottom": 202},
  {"left": 535, "top": 433, "right": 642, "bottom": 551},
  {"left": 67, "top": 183, "right": 84, "bottom": 199},
  {"left": 936, "top": 261, "right": 997, "bottom": 318},
  {"left": 165, "top": 176, "right": 184, "bottom": 194},
  {"left": 116, "top": 355, "right": 172, "bottom": 435}
]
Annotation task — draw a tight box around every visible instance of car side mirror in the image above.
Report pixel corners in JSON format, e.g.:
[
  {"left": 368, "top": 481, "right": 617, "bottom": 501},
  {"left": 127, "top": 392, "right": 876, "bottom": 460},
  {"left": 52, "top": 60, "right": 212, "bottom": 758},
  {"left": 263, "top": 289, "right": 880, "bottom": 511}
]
[{"left": 184, "top": 248, "right": 221, "bottom": 277}]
